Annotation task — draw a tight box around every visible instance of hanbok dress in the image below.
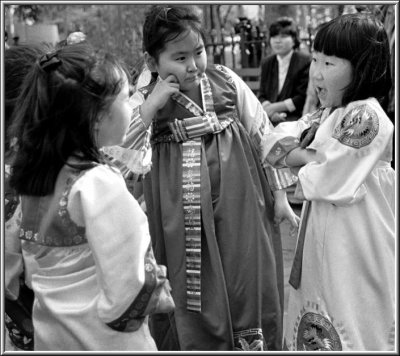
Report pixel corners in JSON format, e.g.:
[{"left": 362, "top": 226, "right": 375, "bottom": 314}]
[
  {"left": 262, "top": 98, "right": 395, "bottom": 351},
  {"left": 104, "top": 64, "right": 297, "bottom": 351},
  {"left": 11, "top": 158, "right": 171, "bottom": 351}
]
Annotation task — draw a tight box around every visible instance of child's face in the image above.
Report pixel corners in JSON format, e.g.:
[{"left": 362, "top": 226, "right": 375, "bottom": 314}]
[
  {"left": 270, "top": 33, "right": 294, "bottom": 57},
  {"left": 151, "top": 29, "right": 207, "bottom": 93},
  {"left": 310, "top": 51, "right": 353, "bottom": 108},
  {"left": 96, "top": 73, "right": 131, "bottom": 148}
]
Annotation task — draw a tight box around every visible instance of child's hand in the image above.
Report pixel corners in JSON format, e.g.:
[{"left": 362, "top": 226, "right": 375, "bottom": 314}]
[
  {"left": 262, "top": 100, "right": 271, "bottom": 110},
  {"left": 270, "top": 112, "right": 287, "bottom": 124},
  {"left": 273, "top": 190, "right": 300, "bottom": 231},
  {"left": 139, "top": 74, "right": 180, "bottom": 126},
  {"left": 148, "top": 74, "right": 180, "bottom": 111}
]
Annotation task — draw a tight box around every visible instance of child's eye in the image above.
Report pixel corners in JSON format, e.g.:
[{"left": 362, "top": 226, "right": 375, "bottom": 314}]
[
  {"left": 176, "top": 56, "right": 186, "bottom": 61},
  {"left": 325, "top": 61, "right": 333, "bottom": 66},
  {"left": 196, "top": 49, "right": 203, "bottom": 56}
]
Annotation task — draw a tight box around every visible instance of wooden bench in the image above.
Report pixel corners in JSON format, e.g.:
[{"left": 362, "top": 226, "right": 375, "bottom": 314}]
[{"left": 233, "top": 67, "right": 261, "bottom": 96}]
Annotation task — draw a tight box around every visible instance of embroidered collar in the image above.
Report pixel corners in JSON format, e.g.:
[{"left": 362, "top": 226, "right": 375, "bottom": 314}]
[{"left": 169, "top": 73, "right": 217, "bottom": 118}]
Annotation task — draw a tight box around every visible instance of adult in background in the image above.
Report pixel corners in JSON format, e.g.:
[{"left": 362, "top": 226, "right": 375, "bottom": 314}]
[{"left": 258, "top": 17, "right": 311, "bottom": 125}]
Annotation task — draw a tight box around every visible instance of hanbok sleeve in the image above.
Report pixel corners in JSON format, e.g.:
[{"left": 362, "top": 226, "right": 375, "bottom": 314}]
[
  {"left": 102, "top": 90, "right": 152, "bottom": 176},
  {"left": 223, "top": 65, "right": 298, "bottom": 190},
  {"left": 68, "top": 165, "right": 172, "bottom": 332},
  {"left": 262, "top": 109, "right": 324, "bottom": 168},
  {"left": 297, "top": 101, "right": 393, "bottom": 205}
]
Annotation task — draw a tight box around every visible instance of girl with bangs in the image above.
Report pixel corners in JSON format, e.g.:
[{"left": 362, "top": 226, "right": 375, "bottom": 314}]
[{"left": 262, "top": 12, "right": 395, "bottom": 351}]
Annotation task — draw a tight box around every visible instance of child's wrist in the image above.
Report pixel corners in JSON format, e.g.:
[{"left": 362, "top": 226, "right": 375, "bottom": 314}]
[{"left": 139, "top": 101, "right": 155, "bottom": 127}]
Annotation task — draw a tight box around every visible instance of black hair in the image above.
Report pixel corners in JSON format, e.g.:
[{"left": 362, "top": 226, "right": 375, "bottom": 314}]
[
  {"left": 9, "top": 42, "right": 131, "bottom": 196},
  {"left": 313, "top": 12, "right": 392, "bottom": 106},
  {"left": 4, "top": 43, "right": 50, "bottom": 154},
  {"left": 142, "top": 5, "right": 205, "bottom": 61},
  {"left": 269, "top": 16, "right": 300, "bottom": 49}
]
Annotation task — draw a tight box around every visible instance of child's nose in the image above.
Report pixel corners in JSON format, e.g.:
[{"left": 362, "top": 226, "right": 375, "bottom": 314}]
[
  {"left": 187, "top": 58, "right": 197, "bottom": 72},
  {"left": 310, "top": 63, "right": 322, "bottom": 80}
]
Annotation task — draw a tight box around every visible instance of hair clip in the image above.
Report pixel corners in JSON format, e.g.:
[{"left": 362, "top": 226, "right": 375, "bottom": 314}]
[
  {"left": 67, "top": 31, "right": 86, "bottom": 45},
  {"left": 164, "top": 7, "right": 171, "bottom": 16},
  {"left": 39, "top": 52, "right": 62, "bottom": 71}
]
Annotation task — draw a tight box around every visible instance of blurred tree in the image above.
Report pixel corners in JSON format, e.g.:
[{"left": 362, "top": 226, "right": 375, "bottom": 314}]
[
  {"left": 5, "top": 4, "right": 41, "bottom": 22},
  {"left": 76, "top": 5, "right": 151, "bottom": 71},
  {"left": 6, "top": 4, "right": 151, "bottom": 72},
  {"left": 264, "top": 4, "right": 297, "bottom": 27}
]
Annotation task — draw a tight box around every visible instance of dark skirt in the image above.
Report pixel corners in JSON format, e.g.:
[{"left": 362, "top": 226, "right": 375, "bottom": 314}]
[{"left": 144, "top": 120, "right": 284, "bottom": 351}]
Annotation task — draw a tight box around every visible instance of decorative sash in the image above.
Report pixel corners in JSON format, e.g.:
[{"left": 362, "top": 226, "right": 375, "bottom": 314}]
[
  {"left": 182, "top": 139, "right": 202, "bottom": 312},
  {"left": 288, "top": 108, "right": 327, "bottom": 289},
  {"left": 288, "top": 200, "right": 310, "bottom": 289},
  {"left": 167, "top": 74, "right": 231, "bottom": 313}
]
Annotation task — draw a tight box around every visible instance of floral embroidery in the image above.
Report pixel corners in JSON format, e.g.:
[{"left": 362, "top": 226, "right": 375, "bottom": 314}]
[
  {"left": 234, "top": 328, "right": 267, "bottom": 351},
  {"left": 20, "top": 169, "right": 87, "bottom": 247},
  {"left": 333, "top": 104, "right": 379, "bottom": 149},
  {"left": 295, "top": 310, "right": 342, "bottom": 351},
  {"left": 4, "top": 314, "right": 34, "bottom": 351}
]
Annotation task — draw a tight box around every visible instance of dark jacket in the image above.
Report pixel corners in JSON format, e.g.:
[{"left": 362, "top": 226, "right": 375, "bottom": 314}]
[{"left": 258, "top": 50, "right": 311, "bottom": 121}]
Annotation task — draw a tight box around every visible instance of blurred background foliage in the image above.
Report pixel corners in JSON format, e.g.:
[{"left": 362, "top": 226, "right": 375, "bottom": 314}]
[{"left": 4, "top": 3, "right": 395, "bottom": 75}]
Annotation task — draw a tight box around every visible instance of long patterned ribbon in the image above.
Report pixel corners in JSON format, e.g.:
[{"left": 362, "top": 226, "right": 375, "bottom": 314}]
[
  {"left": 182, "top": 138, "right": 202, "bottom": 312},
  {"left": 288, "top": 108, "right": 329, "bottom": 289},
  {"left": 172, "top": 75, "right": 209, "bottom": 313},
  {"left": 170, "top": 73, "right": 246, "bottom": 312}
]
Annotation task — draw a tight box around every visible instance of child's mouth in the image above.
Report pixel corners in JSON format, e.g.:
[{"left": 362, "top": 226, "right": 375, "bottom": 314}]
[
  {"left": 185, "top": 76, "right": 198, "bottom": 82},
  {"left": 316, "top": 86, "right": 327, "bottom": 100}
]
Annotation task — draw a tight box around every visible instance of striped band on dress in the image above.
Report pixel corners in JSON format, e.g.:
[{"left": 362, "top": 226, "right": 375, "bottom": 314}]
[{"left": 182, "top": 138, "right": 202, "bottom": 312}]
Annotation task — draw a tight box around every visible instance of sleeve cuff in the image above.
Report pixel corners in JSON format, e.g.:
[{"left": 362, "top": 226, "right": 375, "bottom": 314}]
[{"left": 264, "top": 166, "right": 298, "bottom": 190}]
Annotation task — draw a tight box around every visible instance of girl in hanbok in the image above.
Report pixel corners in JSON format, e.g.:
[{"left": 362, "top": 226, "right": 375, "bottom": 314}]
[
  {"left": 7, "top": 42, "right": 174, "bottom": 351},
  {"left": 104, "top": 5, "right": 299, "bottom": 351},
  {"left": 262, "top": 13, "right": 395, "bottom": 351},
  {"left": 4, "top": 43, "right": 49, "bottom": 352}
]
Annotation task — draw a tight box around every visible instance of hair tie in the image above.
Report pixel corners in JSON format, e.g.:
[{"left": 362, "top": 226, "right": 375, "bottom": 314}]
[
  {"left": 67, "top": 31, "right": 86, "bottom": 45},
  {"left": 164, "top": 7, "right": 171, "bottom": 17},
  {"left": 39, "top": 52, "right": 61, "bottom": 71}
]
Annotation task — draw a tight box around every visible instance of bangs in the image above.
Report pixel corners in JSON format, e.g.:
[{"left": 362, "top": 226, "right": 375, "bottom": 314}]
[
  {"left": 313, "top": 19, "right": 356, "bottom": 60},
  {"left": 312, "top": 13, "right": 392, "bottom": 106}
]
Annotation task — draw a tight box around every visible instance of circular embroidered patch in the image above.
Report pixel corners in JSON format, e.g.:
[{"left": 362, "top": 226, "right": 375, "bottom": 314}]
[
  {"left": 296, "top": 312, "right": 342, "bottom": 351},
  {"left": 332, "top": 104, "right": 379, "bottom": 149}
]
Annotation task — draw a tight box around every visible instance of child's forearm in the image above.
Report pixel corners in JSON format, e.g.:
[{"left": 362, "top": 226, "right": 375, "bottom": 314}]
[
  {"left": 272, "top": 187, "right": 287, "bottom": 200},
  {"left": 285, "top": 147, "right": 317, "bottom": 167},
  {"left": 138, "top": 99, "right": 157, "bottom": 128}
]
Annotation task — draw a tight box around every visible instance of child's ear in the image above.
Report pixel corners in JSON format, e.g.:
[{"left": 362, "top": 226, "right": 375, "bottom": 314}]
[
  {"left": 94, "top": 111, "right": 106, "bottom": 130},
  {"left": 144, "top": 52, "right": 157, "bottom": 72}
]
